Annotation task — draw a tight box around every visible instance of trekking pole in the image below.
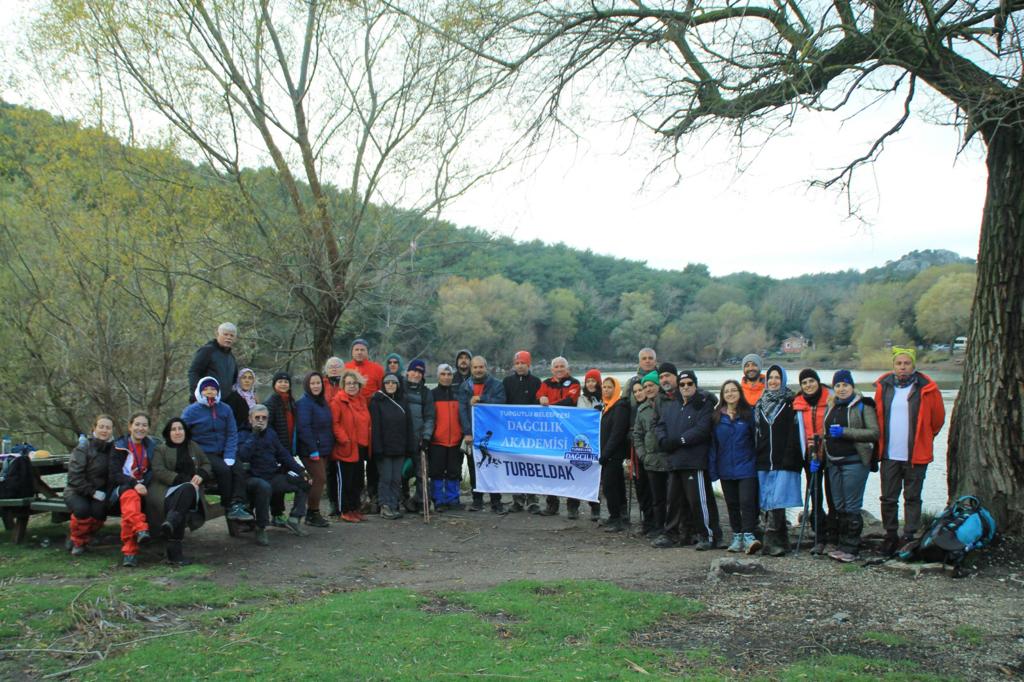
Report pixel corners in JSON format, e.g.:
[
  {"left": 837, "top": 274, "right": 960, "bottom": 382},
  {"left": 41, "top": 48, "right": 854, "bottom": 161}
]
[
  {"left": 420, "top": 445, "right": 430, "bottom": 524},
  {"left": 626, "top": 456, "right": 633, "bottom": 525},
  {"left": 796, "top": 446, "right": 815, "bottom": 556}
]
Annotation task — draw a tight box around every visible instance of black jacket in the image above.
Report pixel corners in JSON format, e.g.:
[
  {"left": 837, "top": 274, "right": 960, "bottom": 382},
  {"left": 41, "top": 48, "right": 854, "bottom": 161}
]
[
  {"left": 64, "top": 438, "right": 113, "bottom": 500},
  {"left": 264, "top": 392, "right": 294, "bottom": 453},
  {"left": 655, "top": 390, "right": 717, "bottom": 470},
  {"left": 600, "top": 399, "right": 630, "bottom": 464},
  {"left": 370, "top": 391, "right": 416, "bottom": 458},
  {"left": 188, "top": 339, "right": 238, "bottom": 398},
  {"left": 753, "top": 399, "right": 803, "bottom": 472},
  {"left": 222, "top": 392, "right": 251, "bottom": 430},
  {"left": 503, "top": 372, "right": 541, "bottom": 406}
]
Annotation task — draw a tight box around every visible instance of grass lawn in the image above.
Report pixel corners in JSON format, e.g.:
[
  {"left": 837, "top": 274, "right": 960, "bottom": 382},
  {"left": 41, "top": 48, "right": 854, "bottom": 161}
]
[{"left": 0, "top": 525, "right": 949, "bottom": 680}]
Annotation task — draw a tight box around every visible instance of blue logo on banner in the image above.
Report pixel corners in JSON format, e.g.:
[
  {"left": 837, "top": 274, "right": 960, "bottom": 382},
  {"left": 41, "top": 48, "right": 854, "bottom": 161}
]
[{"left": 565, "top": 435, "right": 597, "bottom": 471}]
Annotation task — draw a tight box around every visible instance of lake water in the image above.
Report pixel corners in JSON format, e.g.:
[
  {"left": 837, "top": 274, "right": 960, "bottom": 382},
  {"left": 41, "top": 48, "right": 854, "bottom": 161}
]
[{"left": 607, "top": 368, "right": 958, "bottom": 516}]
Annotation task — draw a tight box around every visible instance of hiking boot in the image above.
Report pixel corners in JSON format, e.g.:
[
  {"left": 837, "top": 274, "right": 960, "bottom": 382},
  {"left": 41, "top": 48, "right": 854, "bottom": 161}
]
[
  {"left": 538, "top": 503, "right": 559, "bottom": 516},
  {"left": 404, "top": 496, "right": 418, "bottom": 513},
  {"left": 70, "top": 544, "right": 86, "bottom": 557},
  {"left": 526, "top": 502, "right": 541, "bottom": 513},
  {"left": 510, "top": 501, "right": 525, "bottom": 513},
  {"left": 341, "top": 511, "right": 361, "bottom": 523},
  {"left": 166, "top": 540, "right": 192, "bottom": 566},
  {"left": 468, "top": 498, "right": 484, "bottom": 512},
  {"left": 810, "top": 542, "right": 826, "bottom": 556},
  {"left": 829, "top": 549, "right": 857, "bottom": 563},
  {"left": 255, "top": 528, "right": 270, "bottom": 546},
  {"left": 122, "top": 554, "right": 138, "bottom": 568},
  {"left": 590, "top": 508, "right": 601, "bottom": 522},
  {"left": 227, "top": 504, "right": 255, "bottom": 521},
  {"left": 726, "top": 534, "right": 745, "bottom": 553},
  {"left": 566, "top": 508, "right": 579, "bottom": 520},
  {"left": 897, "top": 535, "right": 917, "bottom": 555},
  {"left": 271, "top": 514, "right": 288, "bottom": 528},
  {"left": 744, "top": 533, "right": 762, "bottom": 555},
  {"left": 305, "top": 511, "right": 330, "bottom": 528},
  {"left": 602, "top": 518, "right": 625, "bottom": 533},
  {"left": 880, "top": 533, "right": 900, "bottom": 557},
  {"left": 491, "top": 502, "right": 507, "bottom": 515},
  {"left": 285, "top": 516, "right": 309, "bottom": 536},
  {"left": 694, "top": 538, "right": 717, "bottom": 552},
  {"left": 651, "top": 534, "right": 678, "bottom": 549},
  {"left": 381, "top": 505, "right": 399, "bottom": 520},
  {"left": 135, "top": 530, "right": 151, "bottom": 546}
]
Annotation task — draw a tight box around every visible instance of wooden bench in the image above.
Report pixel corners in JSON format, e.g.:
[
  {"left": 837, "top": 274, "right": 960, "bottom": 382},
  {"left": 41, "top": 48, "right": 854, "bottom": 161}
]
[{"left": 0, "top": 497, "right": 35, "bottom": 544}]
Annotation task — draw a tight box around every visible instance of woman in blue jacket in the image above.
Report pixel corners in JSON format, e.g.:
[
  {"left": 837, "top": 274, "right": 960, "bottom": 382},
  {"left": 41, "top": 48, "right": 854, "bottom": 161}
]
[
  {"left": 711, "top": 380, "right": 761, "bottom": 554},
  {"left": 295, "top": 371, "right": 334, "bottom": 527}
]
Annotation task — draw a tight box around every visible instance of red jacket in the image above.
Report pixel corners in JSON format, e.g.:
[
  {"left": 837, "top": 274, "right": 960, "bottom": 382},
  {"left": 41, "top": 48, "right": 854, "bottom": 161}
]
[
  {"left": 536, "top": 376, "right": 581, "bottom": 406},
  {"left": 345, "top": 359, "right": 384, "bottom": 400},
  {"left": 792, "top": 387, "right": 831, "bottom": 456},
  {"left": 873, "top": 371, "right": 945, "bottom": 465},
  {"left": 430, "top": 384, "right": 462, "bottom": 447},
  {"left": 330, "top": 390, "right": 371, "bottom": 462}
]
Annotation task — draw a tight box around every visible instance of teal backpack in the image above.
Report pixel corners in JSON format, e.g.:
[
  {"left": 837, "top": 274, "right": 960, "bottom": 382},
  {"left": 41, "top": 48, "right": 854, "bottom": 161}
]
[{"left": 899, "top": 495, "right": 998, "bottom": 576}]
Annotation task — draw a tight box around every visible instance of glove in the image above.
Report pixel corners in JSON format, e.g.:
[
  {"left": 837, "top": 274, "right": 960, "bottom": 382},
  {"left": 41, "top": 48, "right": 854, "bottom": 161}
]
[
  {"left": 828, "top": 424, "right": 844, "bottom": 438},
  {"left": 421, "top": 439, "right": 431, "bottom": 452},
  {"left": 309, "top": 451, "right": 320, "bottom": 461},
  {"left": 92, "top": 490, "right": 107, "bottom": 502},
  {"left": 809, "top": 458, "right": 821, "bottom": 473},
  {"left": 224, "top": 458, "right": 236, "bottom": 467}
]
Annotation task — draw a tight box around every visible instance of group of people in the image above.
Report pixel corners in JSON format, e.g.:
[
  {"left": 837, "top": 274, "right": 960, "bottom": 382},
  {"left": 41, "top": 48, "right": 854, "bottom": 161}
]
[{"left": 62, "top": 322, "right": 945, "bottom": 567}]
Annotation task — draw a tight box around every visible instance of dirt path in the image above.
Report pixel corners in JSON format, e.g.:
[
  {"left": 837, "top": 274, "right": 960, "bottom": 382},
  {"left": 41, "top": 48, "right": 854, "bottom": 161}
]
[{"left": 176, "top": 499, "right": 1023, "bottom": 680}]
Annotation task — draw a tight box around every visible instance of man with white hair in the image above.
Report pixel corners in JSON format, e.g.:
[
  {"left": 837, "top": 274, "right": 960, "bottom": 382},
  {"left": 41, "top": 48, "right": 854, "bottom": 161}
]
[
  {"left": 536, "top": 357, "right": 590, "bottom": 519},
  {"left": 188, "top": 322, "right": 240, "bottom": 400}
]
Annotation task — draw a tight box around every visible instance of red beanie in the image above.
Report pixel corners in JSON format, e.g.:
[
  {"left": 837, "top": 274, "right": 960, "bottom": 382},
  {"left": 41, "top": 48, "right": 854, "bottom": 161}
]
[
  {"left": 584, "top": 369, "right": 602, "bottom": 384},
  {"left": 514, "top": 350, "right": 532, "bottom": 365}
]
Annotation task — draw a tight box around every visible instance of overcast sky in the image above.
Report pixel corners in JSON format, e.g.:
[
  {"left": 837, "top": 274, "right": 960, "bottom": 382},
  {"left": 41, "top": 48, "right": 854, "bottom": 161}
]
[{"left": 2, "top": 0, "right": 987, "bottom": 281}]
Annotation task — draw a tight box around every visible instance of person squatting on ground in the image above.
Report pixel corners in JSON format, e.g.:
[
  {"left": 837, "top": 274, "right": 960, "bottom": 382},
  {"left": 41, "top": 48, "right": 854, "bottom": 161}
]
[
  {"left": 710, "top": 380, "right": 761, "bottom": 554},
  {"left": 874, "top": 347, "right": 946, "bottom": 556},
  {"left": 822, "top": 370, "right": 880, "bottom": 562},
  {"left": 238, "top": 405, "right": 311, "bottom": 546},
  {"left": 430, "top": 364, "right": 464, "bottom": 511},
  {"left": 64, "top": 415, "right": 115, "bottom": 556},
  {"left": 295, "top": 371, "right": 334, "bottom": 528},
  {"left": 110, "top": 412, "right": 155, "bottom": 567},
  {"left": 753, "top": 365, "right": 803, "bottom": 557},
  {"left": 370, "top": 373, "right": 417, "bottom": 519},
  {"left": 655, "top": 370, "right": 722, "bottom": 551},
  {"left": 793, "top": 368, "right": 838, "bottom": 554},
  {"left": 150, "top": 418, "right": 212, "bottom": 566},
  {"left": 330, "top": 370, "right": 371, "bottom": 523},
  {"left": 458, "top": 355, "right": 507, "bottom": 513}
]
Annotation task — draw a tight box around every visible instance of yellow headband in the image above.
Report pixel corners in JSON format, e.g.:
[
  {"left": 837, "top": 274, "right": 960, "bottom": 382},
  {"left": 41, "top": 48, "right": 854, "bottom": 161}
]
[{"left": 892, "top": 346, "right": 916, "bottom": 364}]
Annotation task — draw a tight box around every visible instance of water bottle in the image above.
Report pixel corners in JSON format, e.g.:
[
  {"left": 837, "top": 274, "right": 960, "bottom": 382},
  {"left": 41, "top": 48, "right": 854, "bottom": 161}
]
[
  {"left": 1, "top": 436, "right": 10, "bottom": 455},
  {"left": 78, "top": 433, "right": 87, "bottom": 448}
]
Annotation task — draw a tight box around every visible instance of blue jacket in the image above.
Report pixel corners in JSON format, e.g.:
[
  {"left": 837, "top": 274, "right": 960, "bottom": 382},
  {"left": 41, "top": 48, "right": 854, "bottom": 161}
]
[
  {"left": 238, "top": 427, "right": 306, "bottom": 481},
  {"left": 182, "top": 400, "right": 238, "bottom": 461},
  {"left": 655, "top": 390, "right": 716, "bottom": 470},
  {"left": 295, "top": 394, "right": 335, "bottom": 459},
  {"left": 458, "top": 375, "right": 506, "bottom": 438},
  {"left": 709, "top": 412, "right": 757, "bottom": 481}
]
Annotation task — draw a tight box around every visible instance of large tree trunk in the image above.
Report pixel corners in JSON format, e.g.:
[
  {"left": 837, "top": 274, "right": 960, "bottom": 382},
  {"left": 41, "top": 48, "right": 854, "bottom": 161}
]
[{"left": 947, "top": 131, "right": 1024, "bottom": 534}]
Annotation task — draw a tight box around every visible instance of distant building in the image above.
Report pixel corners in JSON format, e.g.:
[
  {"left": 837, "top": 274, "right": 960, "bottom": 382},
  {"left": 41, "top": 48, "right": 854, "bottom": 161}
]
[{"left": 781, "top": 335, "right": 807, "bottom": 354}]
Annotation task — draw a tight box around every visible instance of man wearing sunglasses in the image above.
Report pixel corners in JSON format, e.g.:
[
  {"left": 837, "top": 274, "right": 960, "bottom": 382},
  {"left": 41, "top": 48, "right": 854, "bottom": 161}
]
[{"left": 655, "top": 370, "right": 722, "bottom": 551}]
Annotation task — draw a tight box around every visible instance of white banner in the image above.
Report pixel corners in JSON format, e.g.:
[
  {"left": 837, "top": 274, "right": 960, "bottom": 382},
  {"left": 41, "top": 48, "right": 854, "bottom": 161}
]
[{"left": 471, "top": 404, "right": 602, "bottom": 502}]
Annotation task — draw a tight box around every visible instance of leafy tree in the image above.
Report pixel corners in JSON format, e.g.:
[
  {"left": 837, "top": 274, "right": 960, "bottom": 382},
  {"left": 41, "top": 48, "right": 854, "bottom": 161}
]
[
  {"left": 915, "top": 273, "right": 977, "bottom": 344},
  {"left": 692, "top": 283, "right": 748, "bottom": 312},
  {"left": 610, "top": 291, "right": 664, "bottom": 358},
  {"left": 541, "top": 288, "right": 584, "bottom": 356}
]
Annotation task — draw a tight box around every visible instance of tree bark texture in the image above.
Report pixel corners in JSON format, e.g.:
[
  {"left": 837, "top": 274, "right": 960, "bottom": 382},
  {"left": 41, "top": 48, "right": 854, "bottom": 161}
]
[{"left": 947, "top": 130, "right": 1024, "bottom": 534}]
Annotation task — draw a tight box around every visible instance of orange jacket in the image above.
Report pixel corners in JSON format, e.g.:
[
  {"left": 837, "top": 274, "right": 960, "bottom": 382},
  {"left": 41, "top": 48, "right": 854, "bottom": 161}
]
[
  {"left": 873, "top": 371, "right": 945, "bottom": 465},
  {"left": 741, "top": 376, "right": 765, "bottom": 406},
  {"left": 430, "top": 384, "right": 462, "bottom": 447},
  {"left": 345, "top": 359, "right": 384, "bottom": 400},
  {"left": 792, "top": 387, "right": 831, "bottom": 456},
  {"left": 330, "top": 390, "right": 371, "bottom": 462},
  {"left": 536, "top": 376, "right": 581, "bottom": 406}
]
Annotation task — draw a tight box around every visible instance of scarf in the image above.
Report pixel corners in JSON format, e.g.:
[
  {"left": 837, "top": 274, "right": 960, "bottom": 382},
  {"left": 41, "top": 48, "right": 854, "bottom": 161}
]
[
  {"left": 124, "top": 439, "right": 150, "bottom": 480},
  {"left": 602, "top": 377, "right": 622, "bottom": 412},
  {"left": 234, "top": 368, "right": 257, "bottom": 408}
]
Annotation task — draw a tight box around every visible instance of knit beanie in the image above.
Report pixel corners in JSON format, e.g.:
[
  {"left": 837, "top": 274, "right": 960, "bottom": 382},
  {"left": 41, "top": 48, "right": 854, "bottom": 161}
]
[
  {"left": 678, "top": 369, "right": 698, "bottom": 386},
  {"left": 514, "top": 350, "right": 532, "bottom": 365},
  {"left": 832, "top": 369, "right": 855, "bottom": 387},
  {"left": 584, "top": 369, "right": 602, "bottom": 385},
  {"left": 657, "top": 362, "right": 678, "bottom": 377},
  {"left": 351, "top": 338, "right": 369, "bottom": 350},
  {"left": 641, "top": 371, "right": 659, "bottom": 385},
  {"left": 272, "top": 371, "right": 291, "bottom": 384},
  {"left": 798, "top": 368, "right": 820, "bottom": 384},
  {"left": 408, "top": 359, "right": 427, "bottom": 374},
  {"left": 741, "top": 353, "right": 762, "bottom": 370}
]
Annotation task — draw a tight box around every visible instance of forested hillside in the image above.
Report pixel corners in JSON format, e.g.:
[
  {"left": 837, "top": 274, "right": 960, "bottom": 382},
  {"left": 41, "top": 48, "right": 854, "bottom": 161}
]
[{"left": 0, "top": 103, "right": 974, "bottom": 444}]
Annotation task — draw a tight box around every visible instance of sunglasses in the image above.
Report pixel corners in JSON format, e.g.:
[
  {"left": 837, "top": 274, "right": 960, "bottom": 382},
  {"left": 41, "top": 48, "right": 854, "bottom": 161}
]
[{"left": 679, "top": 380, "right": 695, "bottom": 387}]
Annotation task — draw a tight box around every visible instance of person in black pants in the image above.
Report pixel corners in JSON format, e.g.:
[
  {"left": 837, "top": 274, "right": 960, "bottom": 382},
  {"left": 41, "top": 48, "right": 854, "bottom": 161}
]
[
  {"left": 150, "top": 418, "right": 213, "bottom": 565},
  {"left": 710, "top": 380, "right": 761, "bottom": 554},
  {"left": 599, "top": 377, "right": 631, "bottom": 531},
  {"left": 237, "top": 406, "right": 311, "bottom": 546}
]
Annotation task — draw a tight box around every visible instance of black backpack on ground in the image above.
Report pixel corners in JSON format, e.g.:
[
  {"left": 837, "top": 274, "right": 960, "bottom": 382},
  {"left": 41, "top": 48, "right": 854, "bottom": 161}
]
[{"left": 897, "top": 495, "right": 998, "bottom": 576}]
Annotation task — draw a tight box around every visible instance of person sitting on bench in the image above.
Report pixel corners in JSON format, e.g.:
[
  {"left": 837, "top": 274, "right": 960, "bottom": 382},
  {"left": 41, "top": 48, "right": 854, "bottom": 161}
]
[
  {"left": 64, "top": 415, "right": 115, "bottom": 557},
  {"left": 238, "top": 405, "right": 311, "bottom": 546},
  {"left": 151, "top": 417, "right": 213, "bottom": 566},
  {"left": 110, "top": 412, "right": 156, "bottom": 567}
]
